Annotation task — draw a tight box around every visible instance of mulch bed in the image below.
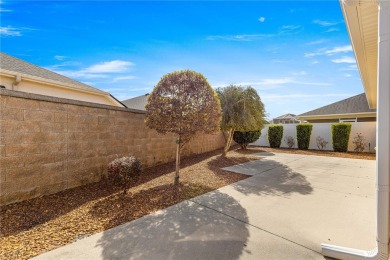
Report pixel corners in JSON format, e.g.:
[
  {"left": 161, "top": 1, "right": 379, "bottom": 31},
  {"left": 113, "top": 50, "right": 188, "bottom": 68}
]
[
  {"left": 243, "top": 146, "right": 376, "bottom": 160},
  {"left": 0, "top": 147, "right": 258, "bottom": 260},
  {"left": 0, "top": 146, "right": 375, "bottom": 259}
]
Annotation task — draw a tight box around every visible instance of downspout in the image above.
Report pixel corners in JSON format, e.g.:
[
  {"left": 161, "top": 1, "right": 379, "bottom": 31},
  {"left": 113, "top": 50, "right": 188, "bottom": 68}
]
[
  {"left": 322, "top": 1, "right": 390, "bottom": 259},
  {"left": 12, "top": 74, "right": 21, "bottom": 90}
]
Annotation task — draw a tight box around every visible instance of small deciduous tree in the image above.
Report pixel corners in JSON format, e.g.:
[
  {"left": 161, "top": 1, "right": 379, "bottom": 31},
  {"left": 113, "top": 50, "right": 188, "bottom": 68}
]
[
  {"left": 352, "top": 132, "right": 366, "bottom": 152},
  {"left": 145, "top": 70, "right": 221, "bottom": 184},
  {"left": 217, "top": 85, "right": 266, "bottom": 156}
]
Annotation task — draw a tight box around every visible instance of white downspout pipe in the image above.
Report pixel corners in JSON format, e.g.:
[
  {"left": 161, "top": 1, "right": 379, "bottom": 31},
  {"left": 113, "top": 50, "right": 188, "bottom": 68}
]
[
  {"left": 322, "top": 1, "right": 390, "bottom": 259},
  {"left": 12, "top": 74, "right": 21, "bottom": 90}
]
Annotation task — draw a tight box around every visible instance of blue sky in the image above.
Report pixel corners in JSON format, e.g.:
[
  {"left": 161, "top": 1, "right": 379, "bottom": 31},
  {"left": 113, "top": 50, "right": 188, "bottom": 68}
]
[{"left": 1, "top": 1, "right": 363, "bottom": 119}]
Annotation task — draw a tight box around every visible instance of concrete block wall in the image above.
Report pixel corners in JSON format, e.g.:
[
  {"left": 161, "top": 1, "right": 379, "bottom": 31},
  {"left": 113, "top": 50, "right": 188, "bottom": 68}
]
[{"left": 0, "top": 90, "right": 226, "bottom": 205}]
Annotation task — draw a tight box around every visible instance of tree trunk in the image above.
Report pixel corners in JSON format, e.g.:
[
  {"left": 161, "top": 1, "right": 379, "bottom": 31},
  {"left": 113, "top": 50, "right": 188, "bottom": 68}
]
[
  {"left": 222, "top": 129, "right": 234, "bottom": 157},
  {"left": 175, "top": 139, "right": 180, "bottom": 185}
]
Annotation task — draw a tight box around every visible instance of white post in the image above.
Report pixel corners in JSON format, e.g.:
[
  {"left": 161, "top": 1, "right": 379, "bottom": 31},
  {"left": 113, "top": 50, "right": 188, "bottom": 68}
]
[
  {"left": 375, "top": 1, "right": 390, "bottom": 258},
  {"left": 322, "top": 1, "right": 390, "bottom": 259}
]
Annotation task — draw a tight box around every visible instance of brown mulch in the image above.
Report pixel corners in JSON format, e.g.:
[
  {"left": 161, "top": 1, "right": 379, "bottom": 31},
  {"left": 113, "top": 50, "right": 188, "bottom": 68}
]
[
  {"left": 0, "top": 147, "right": 259, "bottom": 260},
  {"left": 242, "top": 146, "right": 376, "bottom": 160}
]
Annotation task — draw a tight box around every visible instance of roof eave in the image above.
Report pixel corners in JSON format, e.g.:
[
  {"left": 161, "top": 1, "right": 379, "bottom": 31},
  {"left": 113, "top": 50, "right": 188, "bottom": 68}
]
[
  {"left": 297, "top": 111, "right": 376, "bottom": 120},
  {"left": 0, "top": 69, "right": 109, "bottom": 96},
  {"left": 340, "top": 0, "right": 378, "bottom": 109}
]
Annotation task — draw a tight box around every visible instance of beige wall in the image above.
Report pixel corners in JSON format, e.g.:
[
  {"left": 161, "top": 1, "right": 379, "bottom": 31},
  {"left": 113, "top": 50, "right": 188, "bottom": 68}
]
[
  {"left": 0, "top": 74, "right": 120, "bottom": 106},
  {"left": 0, "top": 90, "right": 226, "bottom": 205}
]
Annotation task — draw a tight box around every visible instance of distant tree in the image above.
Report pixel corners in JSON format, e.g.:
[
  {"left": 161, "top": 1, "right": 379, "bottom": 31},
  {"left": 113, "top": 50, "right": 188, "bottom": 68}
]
[
  {"left": 216, "top": 85, "right": 266, "bottom": 156},
  {"left": 145, "top": 70, "right": 221, "bottom": 184}
]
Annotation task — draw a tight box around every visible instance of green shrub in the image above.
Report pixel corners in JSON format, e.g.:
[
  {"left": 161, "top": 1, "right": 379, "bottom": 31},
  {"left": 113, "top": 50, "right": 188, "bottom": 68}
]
[
  {"left": 296, "top": 124, "right": 313, "bottom": 150},
  {"left": 233, "top": 130, "right": 261, "bottom": 150},
  {"left": 268, "top": 125, "right": 283, "bottom": 148},
  {"left": 107, "top": 156, "right": 142, "bottom": 194},
  {"left": 331, "top": 123, "right": 352, "bottom": 152}
]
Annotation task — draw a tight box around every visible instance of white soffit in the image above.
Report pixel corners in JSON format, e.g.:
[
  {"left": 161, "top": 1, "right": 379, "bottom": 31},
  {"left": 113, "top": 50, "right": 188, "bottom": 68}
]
[{"left": 341, "top": 0, "right": 378, "bottom": 108}]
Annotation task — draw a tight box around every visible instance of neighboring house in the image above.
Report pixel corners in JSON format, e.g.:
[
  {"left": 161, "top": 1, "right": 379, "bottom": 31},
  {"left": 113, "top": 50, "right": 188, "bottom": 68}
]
[
  {"left": 297, "top": 93, "right": 376, "bottom": 123},
  {"left": 0, "top": 52, "right": 124, "bottom": 107},
  {"left": 322, "top": 1, "right": 390, "bottom": 259},
  {"left": 122, "top": 94, "right": 149, "bottom": 111},
  {"left": 272, "top": 113, "right": 300, "bottom": 124}
]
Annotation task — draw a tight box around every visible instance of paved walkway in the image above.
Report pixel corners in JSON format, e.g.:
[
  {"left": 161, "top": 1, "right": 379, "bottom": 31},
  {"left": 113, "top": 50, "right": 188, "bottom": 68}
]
[{"left": 34, "top": 152, "right": 376, "bottom": 260}]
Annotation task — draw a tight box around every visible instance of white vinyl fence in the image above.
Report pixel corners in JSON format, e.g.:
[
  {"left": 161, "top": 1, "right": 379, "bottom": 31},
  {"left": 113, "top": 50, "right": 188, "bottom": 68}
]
[{"left": 252, "top": 122, "right": 376, "bottom": 153}]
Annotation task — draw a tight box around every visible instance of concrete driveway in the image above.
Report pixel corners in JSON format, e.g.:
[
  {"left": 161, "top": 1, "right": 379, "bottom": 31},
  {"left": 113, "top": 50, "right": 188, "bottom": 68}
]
[{"left": 34, "top": 152, "right": 376, "bottom": 260}]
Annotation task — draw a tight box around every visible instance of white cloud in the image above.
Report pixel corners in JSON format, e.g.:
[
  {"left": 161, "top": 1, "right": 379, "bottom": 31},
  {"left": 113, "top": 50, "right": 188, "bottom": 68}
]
[
  {"left": 103, "top": 87, "right": 149, "bottom": 92},
  {"left": 258, "top": 17, "right": 265, "bottom": 22},
  {"left": 331, "top": 56, "right": 356, "bottom": 64},
  {"left": 207, "top": 24, "right": 302, "bottom": 42},
  {"left": 304, "top": 45, "right": 352, "bottom": 57},
  {"left": 293, "top": 81, "right": 331, "bottom": 86},
  {"left": 339, "top": 64, "right": 358, "bottom": 71},
  {"left": 112, "top": 76, "right": 137, "bottom": 82},
  {"left": 206, "top": 34, "right": 275, "bottom": 41},
  {"left": 325, "top": 45, "right": 352, "bottom": 55},
  {"left": 310, "top": 60, "right": 320, "bottom": 65},
  {"left": 54, "top": 55, "right": 67, "bottom": 61},
  {"left": 0, "top": 26, "right": 34, "bottom": 37},
  {"left": 305, "top": 39, "right": 326, "bottom": 45},
  {"left": 281, "top": 25, "right": 301, "bottom": 30},
  {"left": 271, "top": 60, "right": 289, "bottom": 63},
  {"left": 249, "top": 78, "right": 294, "bottom": 86},
  {"left": 291, "top": 71, "right": 307, "bottom": 76},
  {"left": 0, "top": 26, "right": 21, "bottom": 36},
  {"left": 0, "top": 1, "right": 11, "bottom": 12},
  {"left": 262, "top": 93, "right": 351, "bottom": 101},
  {"left": 48, "top": 60, "right": 135, "bottom": 79},
  {"left": 313, "top": 20, "right": 340, "bottom": 26},
  {"left": 212, "top": 78, "right": 293, "bottom": 88},
  {"left": 51, "top": 70, "right": 109, "bottom": 79},
  {"left": 213, "top": 77, "right": 331, "bottom": 89},
  {"left": 344, "top": 74, "right": 352, "bottom": 77},
  {"left": 84, "top": 60, "right": 134, "bottom": 73},
  {"left": 325, "top": 28, "right": 340, "bottom": 33}
]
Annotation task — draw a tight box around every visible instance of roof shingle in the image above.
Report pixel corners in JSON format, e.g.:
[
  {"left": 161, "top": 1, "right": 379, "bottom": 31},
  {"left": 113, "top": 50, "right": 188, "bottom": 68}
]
[
  {"left": 122, "top": 94, "right": 149, "bottom": 111},
  {"left": 299, "top": 93, "right": 376, "bottom": 117}
]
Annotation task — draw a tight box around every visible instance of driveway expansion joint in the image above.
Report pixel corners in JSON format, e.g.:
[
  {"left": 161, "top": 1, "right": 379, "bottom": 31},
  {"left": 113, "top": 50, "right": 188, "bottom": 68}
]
[{"left": 189, "top": 196, "right": 323, "bottom": 256}]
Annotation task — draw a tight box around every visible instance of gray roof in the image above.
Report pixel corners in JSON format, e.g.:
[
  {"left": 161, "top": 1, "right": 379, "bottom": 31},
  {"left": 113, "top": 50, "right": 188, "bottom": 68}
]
[
  {"left": 0, "top": 52, "right": 107, "bottom": 94},
  {"left": 299, "top": 93, "right": 376, "bottom": 117},
  {"left": 273, "top": 113, "right": 297, "bottom": 120},
  {"left": 122, "top": 94, "right": 149, "bottom": 111}
]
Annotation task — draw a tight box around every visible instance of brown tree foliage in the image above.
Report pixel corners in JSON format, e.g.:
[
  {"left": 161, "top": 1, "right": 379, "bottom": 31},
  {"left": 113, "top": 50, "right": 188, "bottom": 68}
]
[{"left": 145, "top": 70, "right": 222, "bottom": 184}]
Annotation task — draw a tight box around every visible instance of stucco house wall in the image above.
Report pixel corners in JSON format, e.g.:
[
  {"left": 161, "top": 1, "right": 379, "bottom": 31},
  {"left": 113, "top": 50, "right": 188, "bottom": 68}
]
[
  {"left": 0, "top": 52, "right": 123, "bottom": 107},
  {"left": 0, "top": 74, "right": 118, "bottom": 106}
]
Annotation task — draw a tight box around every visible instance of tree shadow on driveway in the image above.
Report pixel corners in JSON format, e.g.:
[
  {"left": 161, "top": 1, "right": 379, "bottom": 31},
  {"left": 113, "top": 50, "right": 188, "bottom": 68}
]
[
  {"left": 93, "top": 188, "right": 251, "bottom": 260},
  {"left": 208, "top": 157, "right": 313, "bottom": 197}
]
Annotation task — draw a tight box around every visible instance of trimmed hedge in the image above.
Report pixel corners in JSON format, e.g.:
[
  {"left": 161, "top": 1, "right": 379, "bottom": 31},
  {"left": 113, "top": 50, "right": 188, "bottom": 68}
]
[
  {"left": 233, "top": 130, "right": 261, "bottom": 150},
  {"left": 268, "top": 125, "right": 283, "bottom": 148},
  {"left": 296, "top": 124, "right": 313, "bottom": 150},
  {"left": 331, "top": 123, "right": 352, "bottom": 152}
]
